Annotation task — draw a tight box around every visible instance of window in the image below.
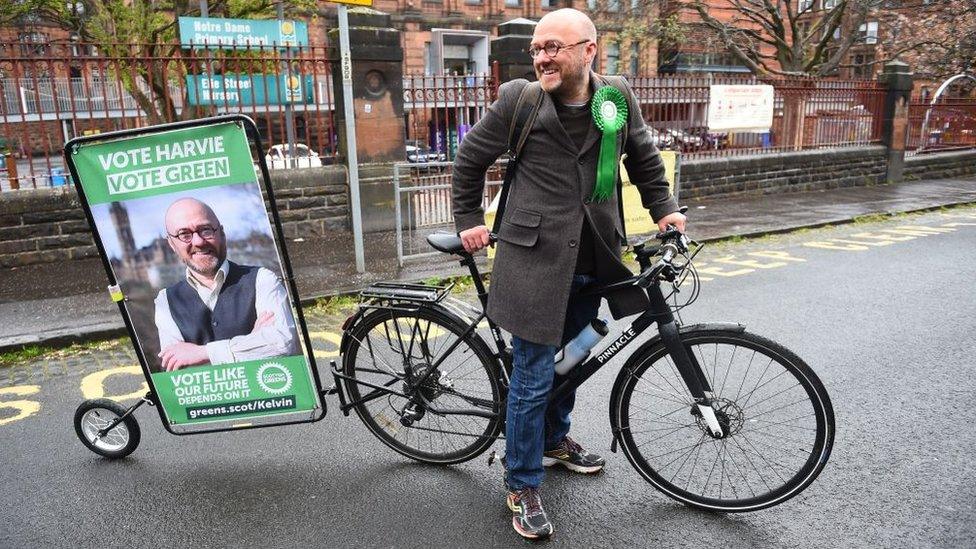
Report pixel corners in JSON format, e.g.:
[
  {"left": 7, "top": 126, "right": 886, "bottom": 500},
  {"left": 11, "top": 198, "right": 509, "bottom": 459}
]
[
  {"left": 587, "top": 0, "right": 597, "bottom": 9},
  {"left": 19, "top": 32, "right": 48, "bottom": 56},
  {"left": 824, "top": 25, "right": 841, "bottom": 41},
  {"left": 607, "top": 0, "right": 620, "bottom": 11},
  {"left": 798, "top": 22, "right": 811, "bottom": 41},
  {"left": 823, "top": 0, "right": 837, "bottom": 9},
  {"left": 798, "top": 0, "right": 814, "bottom": 11},
  {"left": 631, "top": 0, "right": 640, "bottom": 10},
  {"left": 505, "top": 0, "right": 520, "bottom": 5},
  {"left": 542, "top": 0, "right": 558, "bottom": 7},
  {"left": 858, "top": 21, "right": 878, "bottom": 44},
  {"left": 606, "top": 41, "right": 620, "bottom": 74},
  {"left": 629, "top": 42, "right": 640, "bottom": 75},
  {"left": 852, "top": 53, "right": 875, "bottom": 78}
]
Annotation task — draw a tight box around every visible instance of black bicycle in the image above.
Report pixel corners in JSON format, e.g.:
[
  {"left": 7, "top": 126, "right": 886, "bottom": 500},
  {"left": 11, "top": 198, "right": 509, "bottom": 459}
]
[{"left": 330, "top": 227, "right": 835, "bottom": 512}]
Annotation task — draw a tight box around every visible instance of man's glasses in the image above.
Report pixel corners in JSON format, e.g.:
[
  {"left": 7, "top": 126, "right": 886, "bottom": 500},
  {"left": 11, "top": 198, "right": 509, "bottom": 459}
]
[
  {"left": 527, "top": 39, "right": 589, "bottom": 59},
  {"left": 168, "top": 225, "right": 221, "bottom": 243}
]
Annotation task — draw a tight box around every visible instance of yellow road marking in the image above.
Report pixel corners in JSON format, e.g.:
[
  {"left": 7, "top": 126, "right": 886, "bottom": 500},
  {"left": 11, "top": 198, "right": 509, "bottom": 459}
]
[
  {"left": 802, "top": 241, "right": 869, "bottom": 251},
  {"left": 748, "top": 251, "right": 806, "bottom": 262},
  {"left": 829, "top": 238, "right": 893, "bottom": 247},
  {"left": 694, "top": 262, "right": 755, "bottom": 277},
  {"left": 714, "top": 254, "right": 788, "bottom": 269},
  {"left": 80, "top": 365, "right": 147, "bottom": 401},
  {"left": 851, "top": 231, "right": 912, "bottom": 242},
  {"left": 309, "top": 330, "right": 342, "bottom": 359},
  {"left": 0, "top": 385, "right": 41, "bottom": 426}
]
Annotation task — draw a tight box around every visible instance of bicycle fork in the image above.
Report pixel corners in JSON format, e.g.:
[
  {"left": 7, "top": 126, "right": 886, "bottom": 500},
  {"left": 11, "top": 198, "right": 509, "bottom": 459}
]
[{"left": 647, "top": 286, "right": 726, "bottom": 438}]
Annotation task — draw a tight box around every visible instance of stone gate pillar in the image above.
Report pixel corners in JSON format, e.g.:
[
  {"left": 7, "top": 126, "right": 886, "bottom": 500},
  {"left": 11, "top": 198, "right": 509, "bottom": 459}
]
[
  {"left": 878, "top": 59, "right": 914, "bottom": 184},
  {"left": 490, "top": 18, "right": 537, "bottom": 84},
  {"left": 328, "top": 8, "right": 406, "bottom": 232}
]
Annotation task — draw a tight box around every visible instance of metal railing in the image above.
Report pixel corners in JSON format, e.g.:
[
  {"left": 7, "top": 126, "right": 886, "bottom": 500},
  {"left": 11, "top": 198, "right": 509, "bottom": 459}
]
[
  {"left": 402, "top": 73, "right": 496, "bottom": 164},
  {"left": 0, "top": 43, "right": 891, "bottom": 192},
  {"left": 907, "top": 95, "right": 976, "bottom": 156},
  {"left": 0, "top": 42, "right": 338, "bottom": 190},
  {"left": 628, "top": 75, "right": 885, "bottom": 158},
  {"left": 393, "top": 160, "right": 505, "bottom": 265}
]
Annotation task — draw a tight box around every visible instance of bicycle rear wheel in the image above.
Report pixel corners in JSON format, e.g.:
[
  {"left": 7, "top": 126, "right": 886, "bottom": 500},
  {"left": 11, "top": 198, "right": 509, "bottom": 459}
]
[
  {"left": 611, "top": 328, "right": 834, "bottom": 512},
  {"left": 342, "top": 306, "right": 504, "bottom": 465}
]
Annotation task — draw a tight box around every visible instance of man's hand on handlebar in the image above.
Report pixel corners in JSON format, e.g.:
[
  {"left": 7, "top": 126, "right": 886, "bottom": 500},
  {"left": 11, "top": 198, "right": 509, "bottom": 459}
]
[
  {"left": 657, "top": 210, "right": 687, "bottom": 234},
  {"left": 459, "top": 225, "right": 491, "bottom": 253}
]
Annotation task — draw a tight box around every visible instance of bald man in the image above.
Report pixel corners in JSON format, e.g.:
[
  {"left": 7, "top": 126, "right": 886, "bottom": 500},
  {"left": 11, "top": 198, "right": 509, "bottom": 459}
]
[
  {"left": 452, "top": 8, "right": 686, "bottom": 538},
  {"left": 153, "top": 197, "right": 299, "bottom": 372}
]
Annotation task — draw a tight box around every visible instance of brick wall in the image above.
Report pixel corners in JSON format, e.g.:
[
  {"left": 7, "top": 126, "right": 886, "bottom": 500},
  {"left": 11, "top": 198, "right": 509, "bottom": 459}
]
[
  {"left": 0, "top": 166, "right": 350, "bottom": 268},
  {"left": 904, "top": 150, "right": 976, "bottom": 180},
  {"left": 678, "top": 146, "right": 888, "bottom": 199}
]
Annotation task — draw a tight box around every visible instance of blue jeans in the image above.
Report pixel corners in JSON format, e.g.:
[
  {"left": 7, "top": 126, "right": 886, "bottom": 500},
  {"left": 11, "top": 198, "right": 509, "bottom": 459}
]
[{"left": 505, "top": 274, "right": 601, "bottom": 490}]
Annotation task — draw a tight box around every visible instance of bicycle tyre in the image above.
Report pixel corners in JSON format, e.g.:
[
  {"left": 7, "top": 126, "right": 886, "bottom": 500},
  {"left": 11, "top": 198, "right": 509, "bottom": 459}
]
[
  {"left": 610, "top": 328, "right": 834, "bottom": 512},
  {"left": 342, "top": 305, "right": 504, "bottom": 465},
  {"left": 74, "top": 398, "right": 141, "bottom": 459}
]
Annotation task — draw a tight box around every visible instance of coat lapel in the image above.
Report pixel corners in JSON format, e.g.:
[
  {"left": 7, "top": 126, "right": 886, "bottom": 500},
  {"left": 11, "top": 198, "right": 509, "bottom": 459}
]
[{"left": 536, "top": 92, "right": 577, "bottom": 154}]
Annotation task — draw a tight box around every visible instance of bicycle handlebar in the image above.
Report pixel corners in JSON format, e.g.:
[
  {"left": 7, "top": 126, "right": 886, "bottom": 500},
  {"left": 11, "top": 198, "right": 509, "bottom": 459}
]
[{"left": 634, "top": 226, "right": 690, "bottom": 289}]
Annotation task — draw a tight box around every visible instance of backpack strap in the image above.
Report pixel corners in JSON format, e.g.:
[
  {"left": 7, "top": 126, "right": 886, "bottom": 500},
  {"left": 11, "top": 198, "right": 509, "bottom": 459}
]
[
  {"left": 491, "top": 81, "right": 544, "bottom": 236},
  {"left": 603, "top": 75, "right": 633, "bottom": 242}
]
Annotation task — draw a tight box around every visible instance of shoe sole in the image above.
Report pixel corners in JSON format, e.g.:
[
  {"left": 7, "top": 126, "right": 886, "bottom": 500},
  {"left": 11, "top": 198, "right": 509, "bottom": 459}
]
[
  {"left": 507, "top": 496, "right": 554, "bottom": 540},
  {"left": 542, "top": 457, "right": 604, "bottom": 474},
  {"left": 512, "top": 518, "right": 553, "bottom": 540}
]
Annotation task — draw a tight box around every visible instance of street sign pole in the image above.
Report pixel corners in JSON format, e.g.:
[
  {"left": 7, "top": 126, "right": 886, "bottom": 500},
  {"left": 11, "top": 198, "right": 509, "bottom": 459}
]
[
  {"left": 278, "top": 2, "right": 298, "bottom": 166},
  {"left": 337, "top": 3, "right": 365, "bottom": 273}
]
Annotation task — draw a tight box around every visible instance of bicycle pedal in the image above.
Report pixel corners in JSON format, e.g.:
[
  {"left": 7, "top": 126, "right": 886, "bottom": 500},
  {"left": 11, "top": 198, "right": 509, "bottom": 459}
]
[{"left": 487, "top": 450, "right": 498, "bottom": 466}]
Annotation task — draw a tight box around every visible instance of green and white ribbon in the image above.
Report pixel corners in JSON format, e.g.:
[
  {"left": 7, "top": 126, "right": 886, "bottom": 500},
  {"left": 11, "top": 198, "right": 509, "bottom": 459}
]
[{"left": 590, "top": 85, "right": 628, "bottom": 202}]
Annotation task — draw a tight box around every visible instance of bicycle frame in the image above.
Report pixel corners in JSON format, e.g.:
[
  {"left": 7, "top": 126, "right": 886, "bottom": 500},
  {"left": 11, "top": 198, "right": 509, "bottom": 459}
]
[{"left": 334, "top": 239, "right": 727, "bottom": 438}]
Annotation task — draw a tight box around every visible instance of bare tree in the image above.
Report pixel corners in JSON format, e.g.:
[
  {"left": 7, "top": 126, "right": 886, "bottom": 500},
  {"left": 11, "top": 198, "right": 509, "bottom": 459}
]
[
  {"left": 585, "top": 0, "right": 687, "bottom": 73},
  {"left": 25, "top": 0, "right": 315, "bottom": 123},
  {"left": 685, "top": 0, "right": 885, "bottom": 76},
  {"left": 874, "top": 1, "right": 976, "bottom": 81}
]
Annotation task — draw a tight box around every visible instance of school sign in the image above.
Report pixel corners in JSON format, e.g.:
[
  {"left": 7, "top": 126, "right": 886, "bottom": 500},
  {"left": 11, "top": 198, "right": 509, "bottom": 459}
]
[
  {"left": 178, "top": 16, "right": 309, "bottom": 49},
  {"left": 185, "top": 74, "right": 315, "bottom": 106}
]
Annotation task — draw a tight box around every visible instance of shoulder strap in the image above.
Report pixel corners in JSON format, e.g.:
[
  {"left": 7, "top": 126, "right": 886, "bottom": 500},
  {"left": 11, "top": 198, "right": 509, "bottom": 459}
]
[
  {"left": 491, "top": 81, "right": 544, "bottom": 236},
  {"left": 604, "top": 76, "right": 630, "bottom": 151},
  {"left": 604, "top": 75, "right": 632, "bottom": 242}
]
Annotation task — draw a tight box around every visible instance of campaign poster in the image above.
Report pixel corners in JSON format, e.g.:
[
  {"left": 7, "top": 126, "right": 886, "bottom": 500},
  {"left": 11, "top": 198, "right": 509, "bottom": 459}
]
[
  {"left": 707, "top": 85, "right": 775, "bottom": 132},
  {"left": 69, "top": 120, "right": 322, "bottom": 430}
]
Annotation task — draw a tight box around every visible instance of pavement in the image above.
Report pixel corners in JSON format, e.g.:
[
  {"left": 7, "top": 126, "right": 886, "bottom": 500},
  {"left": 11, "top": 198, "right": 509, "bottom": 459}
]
[{"left": 1, "top": 175, "right": 974, "bottom": 351}]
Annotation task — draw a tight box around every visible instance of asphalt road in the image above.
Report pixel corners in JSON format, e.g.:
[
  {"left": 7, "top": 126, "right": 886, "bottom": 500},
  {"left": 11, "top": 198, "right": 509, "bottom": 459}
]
[{"left": 1, "top": 208, "right": 975, "bottom": 548}]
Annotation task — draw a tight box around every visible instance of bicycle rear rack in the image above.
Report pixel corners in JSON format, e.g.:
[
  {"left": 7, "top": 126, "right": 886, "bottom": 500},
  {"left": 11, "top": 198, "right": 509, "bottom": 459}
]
[{"left": 359, "top": 281, "right": 453, "bottom": 304}]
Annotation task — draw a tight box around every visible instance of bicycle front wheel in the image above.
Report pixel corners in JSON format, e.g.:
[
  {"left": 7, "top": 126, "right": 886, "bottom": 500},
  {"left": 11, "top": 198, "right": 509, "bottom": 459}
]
[
  {"left": 342, "top": 306, "right": 504, "bottom": 465},
  {"left": 611, "top": 328, "right": 834, "bottom": 512}
]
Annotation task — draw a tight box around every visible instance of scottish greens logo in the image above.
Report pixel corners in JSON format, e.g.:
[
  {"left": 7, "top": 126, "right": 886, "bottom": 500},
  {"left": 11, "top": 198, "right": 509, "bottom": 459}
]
[{"left": 256, "top": 362, "right": 293, "bottom": 395}]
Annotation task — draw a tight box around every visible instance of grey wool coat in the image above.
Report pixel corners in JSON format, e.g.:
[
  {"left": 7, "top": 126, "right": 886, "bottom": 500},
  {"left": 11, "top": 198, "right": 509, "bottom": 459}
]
[{"left": 452, "top": 73, "right": 679, "bottom": 346}]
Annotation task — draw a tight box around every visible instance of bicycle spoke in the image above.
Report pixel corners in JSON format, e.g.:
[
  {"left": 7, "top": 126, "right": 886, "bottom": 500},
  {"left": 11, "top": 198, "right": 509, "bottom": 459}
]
[
  {"left": 717, "top": 345, "right": 737, "bottom": 398},
  {"left": 630, "top": 387, "right": 693, "bottom": 408},
  {"left": 661, "top": 355, "right": 694, "bottom": 402},
  {"left": 732, "top": 349, "right": 758, "bottom": 402},
  {"left": 617, "top": 334, "right": 831, "bottom": 510},
  {"left": 748, "top": 395, "right": 812, "bottom": 420},
  {"left": 729, "top": 434, "right": 773, "bottom": 493},
  {"left": 634, "top": 423, "right": 696, "bottom": 449}
]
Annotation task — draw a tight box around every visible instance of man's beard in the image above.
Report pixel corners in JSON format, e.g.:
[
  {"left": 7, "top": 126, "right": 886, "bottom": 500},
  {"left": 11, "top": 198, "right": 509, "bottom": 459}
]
[
  {"left": 538, "top": 54, "right": 587, "bottom": 97},
  {"left": 184, "top": 245, "right": 225, "bottom": 278}
]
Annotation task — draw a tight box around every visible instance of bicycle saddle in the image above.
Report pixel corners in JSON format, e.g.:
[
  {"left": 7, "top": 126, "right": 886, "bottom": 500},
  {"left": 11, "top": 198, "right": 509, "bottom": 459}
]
[{"left": 427, "top": 232, "right": 467, "bottom": 255}]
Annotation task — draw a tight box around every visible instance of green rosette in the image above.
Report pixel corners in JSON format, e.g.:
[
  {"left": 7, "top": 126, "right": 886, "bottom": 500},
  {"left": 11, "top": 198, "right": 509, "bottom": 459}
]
[{"left": 590, "top": 86, "right": 628, "bottom": 202}]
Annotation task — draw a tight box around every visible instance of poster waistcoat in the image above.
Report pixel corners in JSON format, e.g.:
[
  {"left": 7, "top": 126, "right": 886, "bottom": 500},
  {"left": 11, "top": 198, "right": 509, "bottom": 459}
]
[{"left": 167, "top": 261, "right": 260, "bottom": 345}]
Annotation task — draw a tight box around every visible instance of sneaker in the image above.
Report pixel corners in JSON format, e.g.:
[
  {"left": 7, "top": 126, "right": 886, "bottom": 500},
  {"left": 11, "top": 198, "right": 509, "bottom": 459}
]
[
  {"left": 507, "top": 487, "right": 554, "bottom": 539},
  {"left": 542, "top": 435, "right": 606, "bottom": 473}
]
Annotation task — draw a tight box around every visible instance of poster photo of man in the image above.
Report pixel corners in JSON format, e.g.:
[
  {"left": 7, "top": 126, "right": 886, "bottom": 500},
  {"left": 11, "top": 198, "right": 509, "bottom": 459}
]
[{"left": 90, "top": 182, "right": 301, "bottom": 373}]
